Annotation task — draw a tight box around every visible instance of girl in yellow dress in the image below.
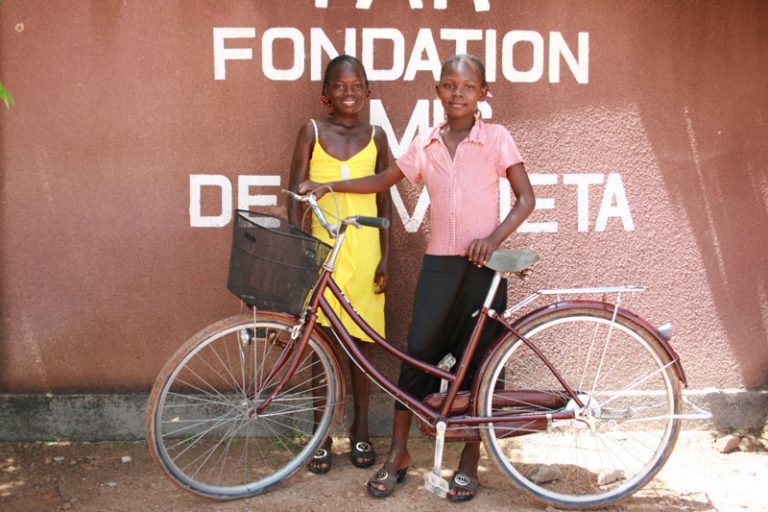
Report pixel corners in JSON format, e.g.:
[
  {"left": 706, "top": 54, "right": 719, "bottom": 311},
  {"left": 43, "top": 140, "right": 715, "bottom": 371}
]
[{"left": 288, "top": 55, "right": 390, "bottom": 474}]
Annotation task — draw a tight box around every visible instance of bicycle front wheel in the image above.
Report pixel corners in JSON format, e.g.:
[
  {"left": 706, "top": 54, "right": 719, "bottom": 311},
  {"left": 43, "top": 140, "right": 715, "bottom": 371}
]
[
  {"left": 477, "top": 306, "right": 682, "bottom": 509},
  {"left": 146, "top": 313, "right": 341, "bottom": 500}
]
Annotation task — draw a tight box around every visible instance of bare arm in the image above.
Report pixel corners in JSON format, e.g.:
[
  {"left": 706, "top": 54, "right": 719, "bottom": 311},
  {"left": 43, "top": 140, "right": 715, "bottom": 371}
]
[
  {"left": 299, "top": 161, "right": 405, "bottom": 197},
  {"left": 287, "top": 122, "right": 315, "bottom": 226},
  {"left": 465, "top": 162, "right": 536, "bottom": 266},
  {"left": 373, "top": 128, "right": 392, "bottom": 293}
]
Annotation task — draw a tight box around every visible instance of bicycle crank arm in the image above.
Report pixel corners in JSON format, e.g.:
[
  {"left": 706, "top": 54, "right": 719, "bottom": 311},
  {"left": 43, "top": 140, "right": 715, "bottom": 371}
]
[{"left": 424, "top": 420, "right": 449, "bottom": 498}]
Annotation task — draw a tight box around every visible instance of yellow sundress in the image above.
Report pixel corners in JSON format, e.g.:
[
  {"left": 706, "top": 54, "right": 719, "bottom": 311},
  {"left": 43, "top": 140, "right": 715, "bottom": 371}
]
[{"left": 308, "top": 119, "right": 385, "bottom": 342}]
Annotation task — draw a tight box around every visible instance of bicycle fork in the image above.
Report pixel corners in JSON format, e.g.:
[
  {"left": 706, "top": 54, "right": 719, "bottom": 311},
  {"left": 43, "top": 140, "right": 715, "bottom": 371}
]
[{"left": 253, "top": 315, "right": 314, "bottom": 415}]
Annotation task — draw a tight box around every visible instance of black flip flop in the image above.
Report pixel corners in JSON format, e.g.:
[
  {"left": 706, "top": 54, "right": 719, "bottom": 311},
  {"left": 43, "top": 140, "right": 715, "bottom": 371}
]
[
  {"left": 307, "top": 441, "right": 332, "bottom": 474},
  {"left": 350, "top": 440, "right": 376, "bottom": 468},
  {"left": 366, "top": 465, "right": 409, "bottom": 497},
  {"left": 447, "top": 472, "right": 479, "bottom": 502}
]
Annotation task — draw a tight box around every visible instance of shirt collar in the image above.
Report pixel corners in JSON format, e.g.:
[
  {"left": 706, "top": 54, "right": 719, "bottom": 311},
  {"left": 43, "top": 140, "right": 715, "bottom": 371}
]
[{"left": 424, "top": 117, "right": 487, "bottom": 148}]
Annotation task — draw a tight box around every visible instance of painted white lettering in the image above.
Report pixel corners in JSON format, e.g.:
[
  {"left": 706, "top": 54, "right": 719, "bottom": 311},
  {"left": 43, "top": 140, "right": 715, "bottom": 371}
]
[
  {"left": 549, "top": 32, "right": 589, "bottom": 84},
  {"left": 238, "top": 175, "right": 281, "bottom": 211},
  {"left": 433, "top": 0, "right": 490, "bottom": 10},
  {"left": 440, "top": 28, "right": 483, "bottom": 56},
  {"left": 362, "top": 28, "right": 405, "bottom": 81},
  {"left": 213, "top": 28, "right": 256, "bottom": 80},
  {"left": 310, "top": 28, "right": 340, "bottom": 81},
  {"left": 213, "top": 27, "right": 590, "bottom": 85},
  {"left": 404, "top": 29, "right": 442, "bottom": 81},
  {"left": 189, "top": 171, "right": 633, "bottom": 233},
  {"left": 477, "top": 100, "right": 492, "bottom": 120},
  {"left": 390, "top": 187, "right": 431, "bottom": 233},
  {"left": 370, "top": 99, "right": 430, "bottom": 158},
  {"left": 356, "top": 0, "right": 424, "bottom": 8},
  {"left": 563, "top": 173, "right": 604, "bottom": 232},
  {"left": 316, "top": 0, "right": 490, "bottom": 10},
  {"left": 190, "top": 175, "right": 232, "bottom": 227},
  {"left": 484, "top": 29, "right": 497, "bottom": 82},
  {"left": 262, "top": 28, "right": 305, "bottom": 81},
  {"left": 432, "top": 99, "right": 444, "bottom": 125},
  {"left": 595, "top": 173, "right": 634, "bottom": 231},
  {"left": 516, "top": 174, "right": 558, "bottom": 233},
  {"left": 502, "top": 30, "right": 544, "bottom": 83},
  {"left": 310, "top": 28, "right": 357, "bottom": 80}
]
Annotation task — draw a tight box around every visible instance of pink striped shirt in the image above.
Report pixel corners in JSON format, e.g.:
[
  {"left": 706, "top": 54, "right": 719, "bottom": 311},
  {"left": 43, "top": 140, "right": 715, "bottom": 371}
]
[{"left": 395, "top": 119, "right": 523, "bottom": 256}]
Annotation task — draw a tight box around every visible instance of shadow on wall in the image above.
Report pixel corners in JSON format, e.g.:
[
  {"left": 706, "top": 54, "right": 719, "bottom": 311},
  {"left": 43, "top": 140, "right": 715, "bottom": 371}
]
[{"left": 630, "top": 2, "right": 768, "bottom": 393}]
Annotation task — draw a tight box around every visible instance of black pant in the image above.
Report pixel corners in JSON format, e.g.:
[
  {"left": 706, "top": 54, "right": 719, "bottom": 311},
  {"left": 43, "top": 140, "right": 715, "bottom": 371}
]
[{"left": 395, "top": 255, "right": 507, "bottom": 411}]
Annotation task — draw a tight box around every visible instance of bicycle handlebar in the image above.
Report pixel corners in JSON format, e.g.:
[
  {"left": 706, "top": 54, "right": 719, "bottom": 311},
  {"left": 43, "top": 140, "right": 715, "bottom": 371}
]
[
  {"left": 354, "top": 215, "right": 390, "bottom": 229},
  {"left": 283, "top": 189, "right": 389, "bottom": 236}
]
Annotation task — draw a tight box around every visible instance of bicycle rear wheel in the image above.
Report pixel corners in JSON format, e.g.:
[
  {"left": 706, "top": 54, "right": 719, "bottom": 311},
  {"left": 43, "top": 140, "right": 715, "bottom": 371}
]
[
  {"left": 146, "top": 313, "right": 341, "bottom": 500},
  {"left": 477, "top": 306, "right": 682, "bottom": 509}
]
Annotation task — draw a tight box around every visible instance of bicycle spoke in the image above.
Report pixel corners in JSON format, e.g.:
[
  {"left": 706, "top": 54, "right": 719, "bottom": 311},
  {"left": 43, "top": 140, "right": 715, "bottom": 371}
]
[
  {"left": 148, "top": 316, "right": 338, "bottom": 499},
  {"left": 161, "top": 410, "right": 240, "bottom": 440},
  {"left": 164, "top": 390, "right": 238, "bottom": 409},
  {"left": 174, "top": 366, "right": 239, "bottom": 408},
  {"left": 598, "top": 362, "right": 676, "bottom": 411},
  {"left": 479, "top": 309, "right": 681, "bottom": 508},
  {"left": 168, "top": 412, "right": 241, "bottom": 459},
  {"left": 184, "top": 416, "right": 249, "bottom": 478}
]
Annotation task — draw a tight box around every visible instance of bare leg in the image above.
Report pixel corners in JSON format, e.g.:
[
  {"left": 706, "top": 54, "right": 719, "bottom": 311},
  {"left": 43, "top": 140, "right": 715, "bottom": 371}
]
[
  {"left": 367, "top": 409, "right": 413, "bottom": 493},
  {"left": 308, "top": 352, "right": 332, "bottom": 473},
  {"left": 348, "top": 339, "right": 370, "bottom": 439},
  {"left": 348, "top": 339, "right": 375, "bottom": 466},
  {"left": 447, "top": 442, "right": 480, "bottom": 499}
]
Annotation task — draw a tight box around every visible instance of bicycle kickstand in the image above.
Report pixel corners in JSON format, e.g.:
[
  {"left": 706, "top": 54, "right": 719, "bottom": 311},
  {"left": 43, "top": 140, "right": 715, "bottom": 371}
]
[{"left": 424, "top": 420, "right": 449, "bottom": 498}]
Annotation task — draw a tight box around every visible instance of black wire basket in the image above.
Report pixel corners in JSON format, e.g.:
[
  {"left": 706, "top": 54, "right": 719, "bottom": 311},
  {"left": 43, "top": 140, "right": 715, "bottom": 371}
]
[{"left": 227, "top": 210, "right": 331, "bottom": 315}]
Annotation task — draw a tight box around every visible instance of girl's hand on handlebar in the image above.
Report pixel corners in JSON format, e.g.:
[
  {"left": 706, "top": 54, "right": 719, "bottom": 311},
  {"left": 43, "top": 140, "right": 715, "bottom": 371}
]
[
  {"left": 298, "top": 180, "right": 327, "bottom": 199},
  {"left": 464, "top": 238, "right": 498, "bottom": 268}
]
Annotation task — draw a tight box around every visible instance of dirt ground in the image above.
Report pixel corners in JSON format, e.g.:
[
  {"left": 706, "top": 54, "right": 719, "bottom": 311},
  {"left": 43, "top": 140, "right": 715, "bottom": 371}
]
[{"left": 1, "top": 429, "right": 766, "bottom": 512}]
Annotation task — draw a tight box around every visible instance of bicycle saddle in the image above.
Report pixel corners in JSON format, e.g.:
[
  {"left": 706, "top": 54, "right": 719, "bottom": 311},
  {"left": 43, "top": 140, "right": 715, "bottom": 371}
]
[{"left": 485, "top": 249, "right": 539, "bottom": 273}]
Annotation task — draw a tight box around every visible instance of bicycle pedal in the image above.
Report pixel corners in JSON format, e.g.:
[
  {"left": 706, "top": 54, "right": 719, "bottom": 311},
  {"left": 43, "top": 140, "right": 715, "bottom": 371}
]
[{"left": 424, "top": 472, "right": 449, "bottom": 498}]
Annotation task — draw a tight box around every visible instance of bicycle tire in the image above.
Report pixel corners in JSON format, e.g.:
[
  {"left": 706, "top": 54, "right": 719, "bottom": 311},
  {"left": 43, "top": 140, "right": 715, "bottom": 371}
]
[
  {"left": 146, "top": 312, "right": 341, "bottom": 500},
  {"left": 477, "top": 306, "right": 682, "bottom": 509}
]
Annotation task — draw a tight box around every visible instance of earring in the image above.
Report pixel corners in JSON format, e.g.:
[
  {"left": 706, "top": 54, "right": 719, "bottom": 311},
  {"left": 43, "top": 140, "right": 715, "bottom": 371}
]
[{"left": 320, "top": 95, "right": 333, "bottom": 115}]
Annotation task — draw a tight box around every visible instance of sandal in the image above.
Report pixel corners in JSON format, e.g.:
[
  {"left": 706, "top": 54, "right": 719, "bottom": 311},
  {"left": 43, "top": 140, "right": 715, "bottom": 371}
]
[
  {"left": 307, "top": 440, "right": 332, "bottom": 474},
  {"left": 350, "top": 439, "right": 376, "bottom": 468},
  {"left": 366, "top": 465, "right": 409, "bottom": 497},
  {"left": 447, "top": 472, "right": 479, "bottom": 503}
]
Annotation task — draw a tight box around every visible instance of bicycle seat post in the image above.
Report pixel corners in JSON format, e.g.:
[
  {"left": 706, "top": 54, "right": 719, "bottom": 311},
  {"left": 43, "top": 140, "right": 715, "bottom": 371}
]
[{"left": 482, "top": 271, "right": 504, "bottom": 311}]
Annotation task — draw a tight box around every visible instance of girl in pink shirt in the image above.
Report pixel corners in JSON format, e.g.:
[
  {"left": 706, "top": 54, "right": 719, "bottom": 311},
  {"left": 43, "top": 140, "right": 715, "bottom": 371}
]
[{"left": 301, "top": 54, "right": 535, "bottom": 502}]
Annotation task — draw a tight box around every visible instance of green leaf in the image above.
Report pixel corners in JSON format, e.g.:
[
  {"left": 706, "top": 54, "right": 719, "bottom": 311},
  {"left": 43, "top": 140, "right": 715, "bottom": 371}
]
[{"left": 0, "top": 80, "right": 14, "bottom": 108}]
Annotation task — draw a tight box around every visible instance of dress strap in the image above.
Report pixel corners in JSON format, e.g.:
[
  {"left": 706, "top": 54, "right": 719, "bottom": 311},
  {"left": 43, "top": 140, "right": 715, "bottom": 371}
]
[
  {"left": 310, "top": 118, "right": 319, "bottom": 142},
  {"left": 371, "top": 125, "right": 376, "bottom": 139}
]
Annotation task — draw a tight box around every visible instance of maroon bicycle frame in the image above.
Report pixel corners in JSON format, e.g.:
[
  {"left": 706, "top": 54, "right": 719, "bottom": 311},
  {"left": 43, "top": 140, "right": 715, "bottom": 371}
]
[{"left": 255, "top": 264, "right": 581, "bottom": 428}]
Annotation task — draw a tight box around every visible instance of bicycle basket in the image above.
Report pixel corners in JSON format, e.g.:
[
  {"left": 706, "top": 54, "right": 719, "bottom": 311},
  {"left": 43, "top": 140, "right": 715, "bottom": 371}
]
[{"left": 227, "top": 210, "right": 332, "bottom": 314}]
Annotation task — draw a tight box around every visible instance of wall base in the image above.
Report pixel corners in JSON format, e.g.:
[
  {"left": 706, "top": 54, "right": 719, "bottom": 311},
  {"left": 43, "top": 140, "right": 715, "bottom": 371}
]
[{"left": 0, "top": 389, "right": 766, "bottom": 441}]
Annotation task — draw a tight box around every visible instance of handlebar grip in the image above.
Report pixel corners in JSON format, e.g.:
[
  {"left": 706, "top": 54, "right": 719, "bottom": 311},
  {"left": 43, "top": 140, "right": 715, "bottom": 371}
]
[{"left": 355, "top": 216, "right": 390, "bottom": 229}]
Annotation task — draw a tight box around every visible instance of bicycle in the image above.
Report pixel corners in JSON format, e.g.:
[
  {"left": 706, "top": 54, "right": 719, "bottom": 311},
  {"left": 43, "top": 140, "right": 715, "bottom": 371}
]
[{"left": 146, "top": 190, "right": 688, "bottom": 509}]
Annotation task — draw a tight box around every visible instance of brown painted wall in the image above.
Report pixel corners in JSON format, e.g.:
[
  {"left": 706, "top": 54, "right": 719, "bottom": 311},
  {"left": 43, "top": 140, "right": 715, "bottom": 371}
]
[{"left": 1, "top": 0, "right": 766, "bottom": 393}]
